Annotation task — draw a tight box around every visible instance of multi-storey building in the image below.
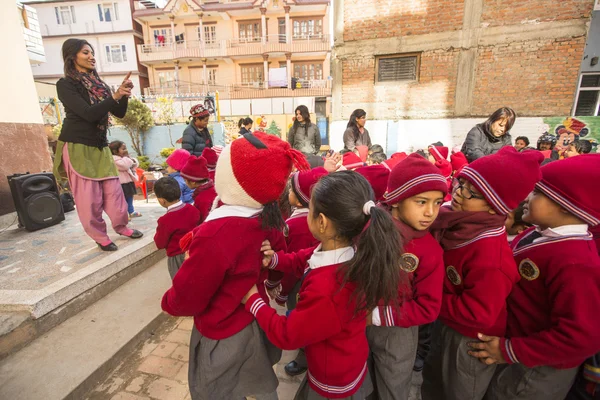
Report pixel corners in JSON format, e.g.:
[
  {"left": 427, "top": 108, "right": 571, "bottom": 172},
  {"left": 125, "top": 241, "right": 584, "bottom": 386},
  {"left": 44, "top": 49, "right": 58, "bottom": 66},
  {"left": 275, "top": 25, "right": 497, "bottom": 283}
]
[
  {"left": 23, "top": 0, "right": 151, "bottom": 97},
  {"left": 133, "top": 0, "right": 331, "bottom": 110}
]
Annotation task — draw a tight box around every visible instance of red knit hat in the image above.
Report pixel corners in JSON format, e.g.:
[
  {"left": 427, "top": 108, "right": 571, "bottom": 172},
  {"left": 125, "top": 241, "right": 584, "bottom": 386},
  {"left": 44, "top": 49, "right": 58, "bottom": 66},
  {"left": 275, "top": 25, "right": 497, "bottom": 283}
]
[
  {"left": 190, "top": 104, "right": 210, "bottom": 118},
  {"left": 181, "top": 156, "right": 209, "bottom": 182},
  {"left": 381, "top": 152, "right": 406, "bottom": 171},
  {"left": 202, "top": 147, "right": 218, "bottom": 170},
  {"left": 450, "top": 151, "right": 469, "bottom": 172},
  {"left": 383, "top": 153, "right": 448, "bottom": 205},
  {"left": 166, "top": 149, "right": 192, "bottom": 171},
  {"left": 429, "top": 145, "right": 449, "bottom": 161},
  {"left": 356, "top": 165, "right": 390, "bottom": 202},
  {"left": 291, "top": 167, "right": 328, "bottom": 206},
  {"left": 215, "top": 132, "right": 309, "bottom": 208},
  {"left": 457, "top": 147, "right": 544, "bottom": 215},
  {"left": 535, "top": 154, "right": 600, "bottom": 226},
  {"left": 342, "top": 152, "right": 365, "bottom": 170}
]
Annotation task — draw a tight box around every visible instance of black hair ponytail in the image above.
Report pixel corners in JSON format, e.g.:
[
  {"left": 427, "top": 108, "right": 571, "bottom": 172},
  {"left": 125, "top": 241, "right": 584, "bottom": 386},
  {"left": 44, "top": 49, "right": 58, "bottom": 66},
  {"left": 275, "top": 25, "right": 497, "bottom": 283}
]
[
  {"left": 311, "top": 171, "right": 404, "bottom": 314},
  {"left": 259, "top": 201, "right": 287, "bottom": 232}
]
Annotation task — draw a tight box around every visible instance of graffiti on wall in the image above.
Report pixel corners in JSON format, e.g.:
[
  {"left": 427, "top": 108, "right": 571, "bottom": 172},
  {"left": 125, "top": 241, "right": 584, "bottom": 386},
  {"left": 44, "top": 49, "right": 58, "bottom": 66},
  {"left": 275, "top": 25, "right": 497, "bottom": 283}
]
[{"left": 541, "top": 117, "right": 599, "bottom": 152}]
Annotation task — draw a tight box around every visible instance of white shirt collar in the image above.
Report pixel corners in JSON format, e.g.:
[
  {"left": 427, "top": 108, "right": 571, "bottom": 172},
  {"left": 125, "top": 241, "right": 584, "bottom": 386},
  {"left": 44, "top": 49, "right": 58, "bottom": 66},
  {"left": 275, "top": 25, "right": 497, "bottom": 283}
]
[
  {"left": 205, "top": 204, "right": 262, "bottom": 222},
  {"left": 308, "top": 244, "right": 355, "bottom": 270},
  {"left": 534, "top": 224, "right": 589, "bottom": 243},
  {"left": 167, "top": 200, "right": 183, "bottom": 211},
  {"left": 290, "top": 208, "right": 309, "bottom": 219}
]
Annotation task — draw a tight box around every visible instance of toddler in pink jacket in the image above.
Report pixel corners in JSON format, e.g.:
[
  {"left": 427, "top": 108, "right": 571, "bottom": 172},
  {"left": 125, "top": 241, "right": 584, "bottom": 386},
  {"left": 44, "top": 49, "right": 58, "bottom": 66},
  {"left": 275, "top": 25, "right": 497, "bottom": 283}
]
[{"left": 109, "top": 141, "right": 141, "bottom": 219}]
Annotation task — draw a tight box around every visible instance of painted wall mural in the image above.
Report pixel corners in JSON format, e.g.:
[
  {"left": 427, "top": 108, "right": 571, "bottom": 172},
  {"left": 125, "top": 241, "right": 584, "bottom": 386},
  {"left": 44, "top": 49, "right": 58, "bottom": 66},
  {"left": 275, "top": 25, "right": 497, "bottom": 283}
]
[{"left": 542, "top": 117, "right": 599, "bottom": 151}]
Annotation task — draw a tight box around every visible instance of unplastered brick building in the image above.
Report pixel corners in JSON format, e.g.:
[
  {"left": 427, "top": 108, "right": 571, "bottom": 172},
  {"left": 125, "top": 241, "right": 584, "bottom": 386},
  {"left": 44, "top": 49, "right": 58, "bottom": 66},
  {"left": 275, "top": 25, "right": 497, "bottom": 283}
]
[{"left": 330, "top": 0, "right": 599, "bottom": 153}]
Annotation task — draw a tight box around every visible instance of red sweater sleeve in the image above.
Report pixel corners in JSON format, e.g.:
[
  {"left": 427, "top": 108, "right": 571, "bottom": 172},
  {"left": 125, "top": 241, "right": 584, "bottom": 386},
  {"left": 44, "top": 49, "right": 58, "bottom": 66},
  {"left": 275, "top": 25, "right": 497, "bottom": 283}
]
[
  {"left": 268, "top": 246, "right": 315, "bottom": 279},
  {"left": 501, "top": 267, "right": 600, "bottom": 368},
  {"left": 153, "top": 217, "right": 171, "bottom": 250},
  {"left": 379, "top": 251, "right": 444, "bottom": 328},
  {"left": 440, "top": 267, "right": 515, "bottom": 331},
  {"left": 245, "top": 292, "right": 342, "bottom": 350},
  {"left": 161, "top": 235, "right": 228, "bottom": 316}
]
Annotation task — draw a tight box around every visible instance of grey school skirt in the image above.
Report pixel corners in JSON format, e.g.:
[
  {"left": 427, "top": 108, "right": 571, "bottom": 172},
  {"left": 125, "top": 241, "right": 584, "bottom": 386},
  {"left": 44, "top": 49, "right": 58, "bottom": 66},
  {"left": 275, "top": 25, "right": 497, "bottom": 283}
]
[
  {"left": 366, "top": 325, "right": 418, "bottom": 400},
  {"left": 188, "top": 321, "right": 281, "bottom": 400},
  {"left": 294, "top": 371, "right": 373, "bottom": 400},
  {"left": 167, "top": 253, "right": 185, "bottom": 279},
  {"left": 421, "top": 321, "right": 497, "bottom": 400},
  {"left": 484, "top": 363, "right": 578, "bottom": 400}
]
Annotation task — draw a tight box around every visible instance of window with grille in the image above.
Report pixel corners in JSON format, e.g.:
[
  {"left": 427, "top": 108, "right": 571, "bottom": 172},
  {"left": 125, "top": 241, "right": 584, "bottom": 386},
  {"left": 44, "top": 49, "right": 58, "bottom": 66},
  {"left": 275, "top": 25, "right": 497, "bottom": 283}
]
[
  {"left": 294, "top": 62, "right": 323, "bottom": 81},
  {"left": 239, "top": 21, "right": 261, "bottom": 42},
  {"left": 241, "top": 65, "right": 263, "bottom": 84},
  {"left": 293, "top": 18, "right": 323, "bottom": 39},
  {"left": 574, "top": 74, "right": 600, "bottom": 116},
  {"left": 105, "top": 44, "right": 127, "bottom": 63},
  {"left": 208, "top": 68, "right": 217, "bottom": 85},
  {"left": 55, "top": 6, "right": 76, "bottom": 25},
  {"left": 376, "top": 54, "right": 420, "bottom": 83}
]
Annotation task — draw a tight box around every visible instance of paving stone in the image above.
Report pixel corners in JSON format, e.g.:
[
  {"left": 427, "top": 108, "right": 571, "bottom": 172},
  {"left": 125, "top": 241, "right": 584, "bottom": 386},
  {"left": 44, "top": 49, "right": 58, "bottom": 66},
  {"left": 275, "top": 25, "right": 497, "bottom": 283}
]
[
  {"left": 177, "top": 318, "right": 194, "bottom": 331},
  {"left": 170, "top": 345, "right": 189, "bottom": 362},
  {"left": 111, "top": 392, "right": 150, "bottom": 400},
  {"left": 277, "top": 380, "right": 301, "bottom": 400},
  {"left": 174, "top": 362, "right": 188, "bottom": 384},
  {"left": 145, "top": 378, "right": 188, "bottom": 400},
  {"left": 152, "top": 342, "right": 178, "bottom": 358},
  {"left": 125, "top": 375, "right": 147, "bottom": 393},
  {"left": 137, "top": 355, "right": 185, "bottom": 379},
  {"left": 164, "top": 329, "right": 190, "bottom": 345}
]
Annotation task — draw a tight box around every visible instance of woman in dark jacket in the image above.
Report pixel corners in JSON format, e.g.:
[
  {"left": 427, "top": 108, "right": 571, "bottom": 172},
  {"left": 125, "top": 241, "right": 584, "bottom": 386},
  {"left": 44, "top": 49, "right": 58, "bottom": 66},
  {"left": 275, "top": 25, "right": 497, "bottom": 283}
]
[
  {"left": 182, "top": 104, "right": 212, "bottom": 156},
  {"left": 461, "top": 107, "right": 516, "bottom": 162},
  {"left": 238, "top": 117, "right": 253, "bottom": 137},
  {"left": 343, "top": 109, "right": 372, "bottom": 153},
  {"left": 287, "top": 105, "right": 321, "bottom": 155},
  {"left": 53, "top": 38, "right": 142, "bottom": 252}
]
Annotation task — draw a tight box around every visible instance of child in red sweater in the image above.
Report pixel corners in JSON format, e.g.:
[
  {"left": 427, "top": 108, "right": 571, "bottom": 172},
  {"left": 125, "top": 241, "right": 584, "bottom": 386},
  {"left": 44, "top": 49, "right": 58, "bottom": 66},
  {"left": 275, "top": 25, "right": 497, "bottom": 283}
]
[
  {"left": 366, "top": 153, "right": 447, "bottom": 400},
  {"left": 421, "top": 147, "right": 543, "bottom": 400},
  {"left": 153, "top": 177, "right": 200, "bottom": 279},
  {"left": 242, "top": 171, "right": 404, "bottom": 400},
  {"left": 279, "top": 167, "right": 328, "bottom": 378},
  {"left": 468, "top": 154, "right": 600, "bottom": 400},
  {"left": 161, "top": 132, "right": 309, "bottom": 400},
  {"left": 180, "top": 155, "right": 217, "bottom": 224}
]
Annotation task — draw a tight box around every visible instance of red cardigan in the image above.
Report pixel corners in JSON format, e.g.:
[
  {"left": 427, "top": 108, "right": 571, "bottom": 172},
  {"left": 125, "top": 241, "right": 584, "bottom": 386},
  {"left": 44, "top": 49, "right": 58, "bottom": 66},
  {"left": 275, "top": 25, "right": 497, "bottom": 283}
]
[
  {"left": 154, "top": 203, "right": 200, "bottom": 256},
  {"left": 373, "top": 231, "right": 444, "bottom": 327},
  {"left": 193, "top": 183, "right": 217, "bottom": 224},
  {"left": 251, "top": 248, "right": 368, "bottom": 399},
  {"left": 439, "top": 227, "right": 520, "bottom": 338},
  {"left": 161, "top": 214, "right": 286, "bottom": 340},
  {"left": 501, "top": 227, "right": 600, "bottom": 369}
]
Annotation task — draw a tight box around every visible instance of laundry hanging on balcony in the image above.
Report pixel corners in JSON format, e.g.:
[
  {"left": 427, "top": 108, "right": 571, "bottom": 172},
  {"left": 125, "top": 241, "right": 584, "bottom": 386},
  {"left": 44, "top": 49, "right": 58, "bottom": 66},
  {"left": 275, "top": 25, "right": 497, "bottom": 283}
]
[
  {"left": 269, "top": 68, "right": 287, "bottom": 88},
  {"left": 175, "top": 33, "right": 184, "bottom": 43}
]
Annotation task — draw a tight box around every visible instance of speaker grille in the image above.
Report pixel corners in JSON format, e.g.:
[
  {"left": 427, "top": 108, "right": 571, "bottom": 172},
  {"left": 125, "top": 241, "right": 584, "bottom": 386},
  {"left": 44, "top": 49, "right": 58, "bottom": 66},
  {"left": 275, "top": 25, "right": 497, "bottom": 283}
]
[{"left": 26, "top": 193, "right": 63, "bottom": 224}]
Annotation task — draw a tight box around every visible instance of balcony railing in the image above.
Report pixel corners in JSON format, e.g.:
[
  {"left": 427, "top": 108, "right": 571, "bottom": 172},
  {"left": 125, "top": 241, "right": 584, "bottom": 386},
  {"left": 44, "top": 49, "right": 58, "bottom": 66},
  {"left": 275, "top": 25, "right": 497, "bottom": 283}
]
[{"left": 137, "top": 34, "right": 330, "bottom": 62}]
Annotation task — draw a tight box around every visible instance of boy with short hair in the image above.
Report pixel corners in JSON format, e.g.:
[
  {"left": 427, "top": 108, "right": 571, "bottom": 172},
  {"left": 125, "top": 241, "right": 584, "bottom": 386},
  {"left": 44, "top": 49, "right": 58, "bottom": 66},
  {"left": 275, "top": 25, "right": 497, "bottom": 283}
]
[
  {"left": 468, "top": 154, "right": 600, "bottom": 400},
  {"left": 514, "top": 136, "right": 530, "bottom": 151},
  {"left": 154, "top": 177, "right": 200, "bottom": 279}
]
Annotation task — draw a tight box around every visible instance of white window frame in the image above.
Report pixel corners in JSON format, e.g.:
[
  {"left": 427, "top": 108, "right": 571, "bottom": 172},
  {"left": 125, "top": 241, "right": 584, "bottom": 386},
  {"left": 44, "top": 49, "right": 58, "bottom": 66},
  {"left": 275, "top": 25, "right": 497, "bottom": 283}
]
[
  {"left": 572, "top": 72, "right": 600, "bottom": 116},
  {"left": 55, "top": 5, "right": 76, "bottom": 25},
  {"left": 105, "top": 44, "right": 127, "bottom": 63},
  {"left": 98, "top": 3, "right": 119, "bottom": 22}
]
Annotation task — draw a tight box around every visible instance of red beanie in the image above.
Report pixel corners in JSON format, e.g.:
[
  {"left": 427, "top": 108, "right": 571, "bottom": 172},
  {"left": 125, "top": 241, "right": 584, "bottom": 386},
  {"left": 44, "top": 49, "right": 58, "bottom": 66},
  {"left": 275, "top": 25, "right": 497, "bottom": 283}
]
[
  {"left": 181, "top": 156, "right": 209, "bottom": 182},
  {"left": 342, "top": 152, "right": 365, "bottom": 170},
  {"left": 383, "top": 153, "right": 448, "bottom": 205},
  {"left": 450, "top": 152, "right": 468, "bottom": 172},
  {"left": 429, "top": 146, "right": 449, "bottom": 162},
  {"left": 166, "top": 149, "right": 192, "bottom": 171},
  {"left": 536, "top": 154, "right": 600, "bottom": 226},
  {"left": 457, "top": 147, "right": 544, "bottom": 215},
  {"left": 356, "top": 165, "right": 390, "bottom": 202},
  {"left": 381, "top": 153, "right": 406, "bottom": 171},
  {"left": 190, "top": 104, "right": 210, "bottom": 118},
  {"left": 202, "top": 147, "right": 218, "bottom": 170},
  {"left": 291, "top": 167, "right": 328, "bottom": 206},
  {"left": 215, "top": 132, "right": 309, "bottom": 208}
]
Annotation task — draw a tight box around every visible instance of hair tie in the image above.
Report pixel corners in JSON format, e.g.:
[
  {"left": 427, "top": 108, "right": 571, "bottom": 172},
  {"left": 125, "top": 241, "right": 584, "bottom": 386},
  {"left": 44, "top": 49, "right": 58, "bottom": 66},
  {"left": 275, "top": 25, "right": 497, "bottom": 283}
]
[{"left": 363, "top": 200, "right": 376, "bottom": 216}]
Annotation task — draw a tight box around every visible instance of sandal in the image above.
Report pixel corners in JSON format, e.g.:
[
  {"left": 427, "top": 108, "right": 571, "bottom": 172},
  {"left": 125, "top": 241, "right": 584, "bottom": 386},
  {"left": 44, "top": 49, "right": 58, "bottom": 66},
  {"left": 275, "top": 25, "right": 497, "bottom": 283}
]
[{"left": 129, "top": 212, "right": 143, "bottom": 218}]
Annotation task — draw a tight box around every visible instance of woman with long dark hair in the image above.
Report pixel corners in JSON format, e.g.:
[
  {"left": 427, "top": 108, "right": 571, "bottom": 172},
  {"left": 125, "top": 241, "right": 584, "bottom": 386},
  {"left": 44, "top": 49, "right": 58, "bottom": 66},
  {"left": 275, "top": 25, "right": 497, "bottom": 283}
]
[
  {"left": 461, "top": 107, "right": 516, "bottom": 162},
  {"left": 343, "top": 109, "right": 372, "bottom": 153},
  {"left": 53, "top": 38, "right": 142, "bottom": 251},
  {"left": 287, "top": 105, "right": 321, "bottom": 155},
  {"left": 238, "top": 117, "right": 253, "bottom": 137}
]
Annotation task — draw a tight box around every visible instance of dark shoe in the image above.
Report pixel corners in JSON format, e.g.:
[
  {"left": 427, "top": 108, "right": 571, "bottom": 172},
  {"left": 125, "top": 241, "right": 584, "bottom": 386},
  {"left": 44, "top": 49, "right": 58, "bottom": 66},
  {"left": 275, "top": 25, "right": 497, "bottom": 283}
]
[
  {"left": 284, "top": 360, "right": 307, "bottom": 376},
  {"left": 97, "top": 242, "right": 118, "bottom": 251},
  {"left": 413, "top": 355, "right": 425, "bottom": 372},
  {"left": 127, "top": 229, "right": 144, "bottom": 239}
]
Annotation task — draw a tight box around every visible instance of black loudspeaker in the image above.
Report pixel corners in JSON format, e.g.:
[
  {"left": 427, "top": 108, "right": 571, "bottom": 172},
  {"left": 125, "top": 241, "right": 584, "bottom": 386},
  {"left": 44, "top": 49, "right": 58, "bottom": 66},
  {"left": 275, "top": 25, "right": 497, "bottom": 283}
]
[{"left": 8, "top": 172, "right": 65, "bottom": 232}]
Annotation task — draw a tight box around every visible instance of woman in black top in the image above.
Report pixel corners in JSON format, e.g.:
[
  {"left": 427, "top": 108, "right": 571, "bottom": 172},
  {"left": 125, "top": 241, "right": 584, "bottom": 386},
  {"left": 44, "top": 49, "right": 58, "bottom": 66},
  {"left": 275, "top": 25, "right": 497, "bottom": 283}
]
[
  {"left": 182, "top": 104, "right": 212, "bottom": 156},
  {"left": 53, "top": 38, "right": 142, "bottom": 251},
  {"left": 461, "top": 107, "right": 516, "bottom": 162},
  {"left": 238, "top": 117, "right": 253, "bottom": 137}
]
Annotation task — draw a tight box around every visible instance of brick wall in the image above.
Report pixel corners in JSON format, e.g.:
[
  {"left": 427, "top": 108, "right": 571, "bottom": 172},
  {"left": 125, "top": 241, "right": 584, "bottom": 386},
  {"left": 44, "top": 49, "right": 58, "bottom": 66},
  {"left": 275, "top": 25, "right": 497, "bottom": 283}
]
[
  {"left": 472, "top": 37, "right": 585, "bottom": 116},
  {"left": 343, "top": 0, "right": 464, "bottom": 42},
  {"left": 481, "top": 0, "right": 593, "bottom": 26}
]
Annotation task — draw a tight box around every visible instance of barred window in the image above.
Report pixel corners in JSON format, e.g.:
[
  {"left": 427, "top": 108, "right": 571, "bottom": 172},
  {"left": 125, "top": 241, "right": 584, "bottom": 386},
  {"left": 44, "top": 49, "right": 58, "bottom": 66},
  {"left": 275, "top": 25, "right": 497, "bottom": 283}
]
[{"left": 376, "top": 54, "right": 420, "bottom": 83}]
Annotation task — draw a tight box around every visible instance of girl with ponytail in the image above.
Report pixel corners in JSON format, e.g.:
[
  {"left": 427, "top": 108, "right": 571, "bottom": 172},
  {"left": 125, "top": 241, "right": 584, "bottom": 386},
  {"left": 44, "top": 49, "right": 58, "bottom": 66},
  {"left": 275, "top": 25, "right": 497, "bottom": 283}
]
[
  {"left": 242, "top": 170, "right": 404, "bottom": 399},
  {"left": 238, "top": 116, "right": 253, "bottom": 137}
]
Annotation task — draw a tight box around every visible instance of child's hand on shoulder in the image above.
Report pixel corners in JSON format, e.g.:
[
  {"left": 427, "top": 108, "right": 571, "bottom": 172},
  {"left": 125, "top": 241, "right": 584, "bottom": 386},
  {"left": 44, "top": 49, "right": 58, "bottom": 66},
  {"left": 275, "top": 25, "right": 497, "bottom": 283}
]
[
  {"left": 467, "top": 333, "right": 506, "bottom": 365},
  {"left": 241, "top": 284, "right": 259, "bottom": 304},
  {"left": 261, "top": 240, "right": 274, "bottom": 268}
]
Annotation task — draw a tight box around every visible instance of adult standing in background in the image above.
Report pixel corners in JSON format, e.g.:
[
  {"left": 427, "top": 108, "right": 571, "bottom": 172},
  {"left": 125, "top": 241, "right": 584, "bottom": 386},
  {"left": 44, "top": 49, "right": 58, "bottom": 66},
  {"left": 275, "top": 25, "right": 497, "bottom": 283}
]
[
  {"left": 182, "top": 104, "right": 212, "bottom": 156},
  {"left": 53, "top": 38, "right": 143, "bottom": 252},
  {"left": 287, "top": 105, "right": 321, "bottom": 155},
  {"left": 343, "top": 109, "right": 372, "bottom": 153},
  {"left": 461, "top": 107, "right": 516, "bottom": 162}
]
